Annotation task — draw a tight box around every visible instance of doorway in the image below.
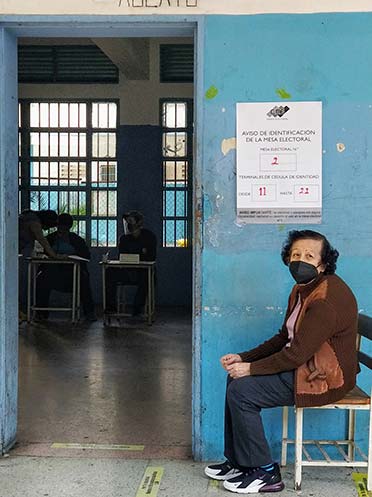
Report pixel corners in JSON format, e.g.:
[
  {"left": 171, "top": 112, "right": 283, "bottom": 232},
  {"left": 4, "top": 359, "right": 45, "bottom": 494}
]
[{"left": 0, "top": 17, "right": 202, "bottom": 459}]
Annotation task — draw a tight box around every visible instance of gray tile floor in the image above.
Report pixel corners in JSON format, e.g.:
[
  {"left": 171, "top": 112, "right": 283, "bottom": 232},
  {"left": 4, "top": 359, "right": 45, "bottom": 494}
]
[{"left": 0, "top": 457, "right": 361, "bottom": 497}]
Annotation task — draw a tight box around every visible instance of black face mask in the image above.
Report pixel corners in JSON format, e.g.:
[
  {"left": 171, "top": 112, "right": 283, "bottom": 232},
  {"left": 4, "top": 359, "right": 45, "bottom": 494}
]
[{"left": 289, "top": 261, "right": 320, "bottom": 284}]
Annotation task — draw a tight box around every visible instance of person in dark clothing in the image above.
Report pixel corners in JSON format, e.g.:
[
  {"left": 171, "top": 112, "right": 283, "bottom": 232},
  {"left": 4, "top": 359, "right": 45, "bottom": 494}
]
[
  {"left": 105, "top": 210, "right": 157, "bottom": 316},
  {"left": 19, "top": 209, "right": 61, "bottom": 258},
  {"left": 35, "top": 213, "right": 96, "bottom": 321},
  {"left": 19, "top": 209, "right": 64, "bottom": 322}
]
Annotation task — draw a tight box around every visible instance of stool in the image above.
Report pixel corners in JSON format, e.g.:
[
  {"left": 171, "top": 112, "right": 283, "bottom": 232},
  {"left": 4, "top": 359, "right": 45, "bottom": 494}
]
[
  {"left": 116, "top": 283, "right": 134, "bottom": 314},
  {"left": 116, "top": 283, "right": 150, "bottom": 318}
]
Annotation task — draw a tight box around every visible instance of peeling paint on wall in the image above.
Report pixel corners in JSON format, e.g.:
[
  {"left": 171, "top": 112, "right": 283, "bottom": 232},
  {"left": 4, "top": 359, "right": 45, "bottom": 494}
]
[
  {"left": 276, "top": 88, "right": 292, "bottom": 99},
  {"left": 200, "top": 12, "right": 372, "bottom": 464},
  {"left": 203, "top": 148, "right": 287, "bottom": 252},
  {"left": 336, "top": 142, "right": 346, "bottom": 152},
  {"left": 221, "top": 137, "right": 236, "bottom": 156},
  {"left": 202, "top": 304, "right": 285, "bottom": 316},
  {"left": 205, "top": 85, "right": 219, "bottom": 100}
]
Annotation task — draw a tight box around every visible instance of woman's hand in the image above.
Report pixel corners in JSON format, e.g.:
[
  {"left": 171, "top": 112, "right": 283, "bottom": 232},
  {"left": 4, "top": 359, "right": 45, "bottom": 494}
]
[
  {"left": 220, "top": 353, "right": 242, "bottom": 371},
  {"left": 226, "top": 362, "right": 251, "bottom": 379}
]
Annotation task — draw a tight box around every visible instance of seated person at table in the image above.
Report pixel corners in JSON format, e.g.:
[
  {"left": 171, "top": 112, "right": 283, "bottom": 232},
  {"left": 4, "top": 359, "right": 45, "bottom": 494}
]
[
  {"left": 105, "top": 210, "right": 157, "bottom": 316},
  {"left": 35, "top": 213, "right": 96, "bottom": 321}
]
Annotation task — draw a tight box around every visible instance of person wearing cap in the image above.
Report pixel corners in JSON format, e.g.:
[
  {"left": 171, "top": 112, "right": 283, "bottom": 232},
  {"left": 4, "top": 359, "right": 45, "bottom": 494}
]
[
  {"left": 105, "top": 210, "right": 157, "bottom": 316},
  {"left": 35, "top": 213, "right": 96, "bottom": 321}
]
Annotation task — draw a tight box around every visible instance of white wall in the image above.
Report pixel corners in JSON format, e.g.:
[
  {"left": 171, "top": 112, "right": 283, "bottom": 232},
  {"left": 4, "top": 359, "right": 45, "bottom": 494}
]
[
  {"left": 18, "top": 38, "right": 193, "bottom": 125},
  {"left": 2, "top": 0, "right": 372, "bottom": 15}
]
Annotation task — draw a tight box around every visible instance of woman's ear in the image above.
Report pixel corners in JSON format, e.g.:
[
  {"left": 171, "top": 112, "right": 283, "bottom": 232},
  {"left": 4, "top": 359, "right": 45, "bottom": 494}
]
[{"left": 318, "top": 261, "right": 327, "bottom": 273}]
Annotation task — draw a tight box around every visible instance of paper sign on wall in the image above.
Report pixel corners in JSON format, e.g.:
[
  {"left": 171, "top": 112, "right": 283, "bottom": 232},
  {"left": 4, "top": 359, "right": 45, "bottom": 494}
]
[{"left": 236, "top": 101, "right": 322, "bottom": 224}]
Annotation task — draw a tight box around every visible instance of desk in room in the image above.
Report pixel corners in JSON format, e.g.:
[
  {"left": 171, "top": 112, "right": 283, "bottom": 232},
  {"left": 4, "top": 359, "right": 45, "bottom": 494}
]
[
  {"left": 26, "top": 258, "right": 81, "bottom": 323},
  {"left": 101, "top": 260, "right": 156, "bottom": 325}
]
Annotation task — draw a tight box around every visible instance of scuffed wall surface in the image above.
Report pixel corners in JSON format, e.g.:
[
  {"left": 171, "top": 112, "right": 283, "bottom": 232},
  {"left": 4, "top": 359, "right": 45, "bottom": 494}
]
[{"left": 200, "top": 13, "right": 372, "bottom": 460}]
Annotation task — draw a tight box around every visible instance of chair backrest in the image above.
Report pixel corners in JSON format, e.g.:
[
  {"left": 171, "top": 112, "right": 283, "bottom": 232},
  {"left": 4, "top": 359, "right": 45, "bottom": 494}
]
[{"left": 357, "top": 313, "right": 372, "bottom": 370}]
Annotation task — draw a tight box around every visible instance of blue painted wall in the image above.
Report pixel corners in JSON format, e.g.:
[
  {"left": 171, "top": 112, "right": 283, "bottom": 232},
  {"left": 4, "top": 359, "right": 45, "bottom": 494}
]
[
  {"left": 200, "top": 13, "right": 372, "bottom": 461},
  {"left": 1, "top": 12, "right": 371, "bottom": 463},
  {"left": 116, "top": 124, "right": 192, "bottom": 307}
]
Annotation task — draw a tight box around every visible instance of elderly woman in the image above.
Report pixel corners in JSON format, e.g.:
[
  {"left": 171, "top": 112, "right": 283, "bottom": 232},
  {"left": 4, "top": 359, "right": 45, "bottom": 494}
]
[{"left": 204, "top": 230, "right": 358, "bottom": 494}]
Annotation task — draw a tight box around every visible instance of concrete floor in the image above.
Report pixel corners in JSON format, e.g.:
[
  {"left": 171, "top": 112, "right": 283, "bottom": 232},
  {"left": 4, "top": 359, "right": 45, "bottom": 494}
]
[
  {"left": 3, "top": 309, "right": 361, "bottom": 497},
  {"left": 16, "top": 308, "right": 192, "bottom": 459},
  {"left": 0, "top": 457, "right": 362, "bottom": 497}
]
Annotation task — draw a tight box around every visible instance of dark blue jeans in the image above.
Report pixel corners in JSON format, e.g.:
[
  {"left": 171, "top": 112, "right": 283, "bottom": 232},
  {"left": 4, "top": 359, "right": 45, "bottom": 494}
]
[{"left": 224, "top": 371, "right": 295, "bottom": 468}]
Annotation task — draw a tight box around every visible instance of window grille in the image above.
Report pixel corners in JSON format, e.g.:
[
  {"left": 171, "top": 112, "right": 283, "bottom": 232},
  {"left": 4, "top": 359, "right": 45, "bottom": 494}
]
[
  {"left": 160, "top": 99, "right": 193, "bottom": 248},
  {"left": 19, "top": 100, "right": 118, "bottom": 247},
  {"left": 18, "top": 45, "right": 119, "bottom": 84},
  {"left": 160, "top": 44, "right": 194, "bottom": 83}
]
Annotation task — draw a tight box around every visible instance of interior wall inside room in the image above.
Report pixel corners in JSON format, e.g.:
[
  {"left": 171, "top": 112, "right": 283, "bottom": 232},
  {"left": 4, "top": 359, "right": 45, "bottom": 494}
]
[{"left": 18, "top": 37, "right": 193, "bottom": 306}]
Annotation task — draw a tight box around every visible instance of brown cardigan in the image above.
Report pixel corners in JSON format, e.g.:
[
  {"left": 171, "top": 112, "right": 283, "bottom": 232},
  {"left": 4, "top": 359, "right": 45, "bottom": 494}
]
[{"left": 239, "top": 273, "right": 358, "bottom": 407}]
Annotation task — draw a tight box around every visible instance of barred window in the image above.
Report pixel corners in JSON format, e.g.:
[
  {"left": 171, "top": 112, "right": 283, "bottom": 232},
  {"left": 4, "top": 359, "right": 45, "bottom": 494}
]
[
  {"left": 19, "top": 100, "right": 118, "bottom": 246},
  {"left": 161, "top": 100, "right": 193, "bottom": 248}
]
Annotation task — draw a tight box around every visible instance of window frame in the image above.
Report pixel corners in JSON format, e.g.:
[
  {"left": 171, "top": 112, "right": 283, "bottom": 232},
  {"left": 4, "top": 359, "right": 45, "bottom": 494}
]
[
  {"left": 160, "top": 97, "right": 193, "bottom": 248},
  {"left": 18, "top": 98, "right": 119, "bottom": 247}
]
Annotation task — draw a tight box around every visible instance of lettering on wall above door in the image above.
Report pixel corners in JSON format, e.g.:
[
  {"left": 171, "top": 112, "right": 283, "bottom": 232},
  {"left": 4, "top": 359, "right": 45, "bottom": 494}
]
[
  {"left": 3, "top": 0, "right": 370, "bottom": 15},
  {"left": 118, "top": 0, "right": 197, "bottom": 7}
]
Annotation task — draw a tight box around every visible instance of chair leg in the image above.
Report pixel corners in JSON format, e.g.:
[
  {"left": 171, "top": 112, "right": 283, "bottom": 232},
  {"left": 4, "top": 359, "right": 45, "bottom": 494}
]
[
  {"left": 144, "top": 295, "right": 149, "bottom": 320},
  {"left": 116, "top": 285, "right": 126, "bottom": 314},
  {"left": 281, "top": 406, "right": 289, "bottom": 467},
  {"left": 348, "top": 409, "right": 356, "bottom": 461},
  {"left": 367, "top": 401, "right": 372, "bottom": 491},
  {"left": 116, "top": 285, "right": 120, "bottom": 313},
  {"left": 294, "top": 407, "right": 303, "bottom": 491}
]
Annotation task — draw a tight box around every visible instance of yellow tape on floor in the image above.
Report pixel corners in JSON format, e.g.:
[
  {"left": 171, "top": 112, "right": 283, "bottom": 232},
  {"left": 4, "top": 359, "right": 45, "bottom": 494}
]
[
  {"left": 208, "top": 479, "right": 221, "bottom": 491},
  {"left": 51, "top": 443, "right": 145, "bottom": 451},
  {"left": 136, "top": 466, "right": 164, "bottom": 497},
  {"left": 352, "top": 473, "right": 372, "bottom": 497}
]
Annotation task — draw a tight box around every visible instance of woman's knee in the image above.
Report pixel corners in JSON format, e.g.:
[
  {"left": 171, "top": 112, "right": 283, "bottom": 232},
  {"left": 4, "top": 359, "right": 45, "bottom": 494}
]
[{"left": 226, "top": 376, "right": 255, "bottom": 405}]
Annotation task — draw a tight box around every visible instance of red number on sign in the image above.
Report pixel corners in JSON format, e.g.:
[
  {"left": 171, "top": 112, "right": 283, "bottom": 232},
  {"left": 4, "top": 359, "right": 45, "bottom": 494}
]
[
  {"left": 271, "top": 157, "right": 279, "bottom": 165},
  {"left": 299, "top": 187, "right": 310, "bottom": 195},
  {"left": 259, "top": 187, "right": 267, "bottom": 196}
]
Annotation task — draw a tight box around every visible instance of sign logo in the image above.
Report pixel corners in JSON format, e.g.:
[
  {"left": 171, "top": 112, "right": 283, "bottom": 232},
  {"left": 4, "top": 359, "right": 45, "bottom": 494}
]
[{"left": 267, "top": 105, "right": 290, "bottom": 118}]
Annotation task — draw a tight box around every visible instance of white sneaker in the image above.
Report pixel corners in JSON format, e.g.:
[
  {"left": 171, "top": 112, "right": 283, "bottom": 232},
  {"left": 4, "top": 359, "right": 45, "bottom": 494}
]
[
  {"left": 223, "top": 464, "right": 284, "bottom": 493},
  {"left": 204, "top": 460, "right": 243, "bottom": 480}
]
